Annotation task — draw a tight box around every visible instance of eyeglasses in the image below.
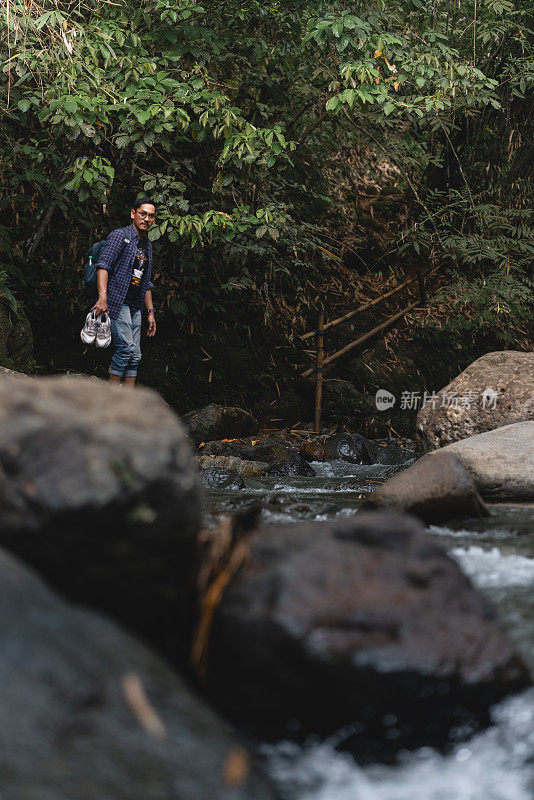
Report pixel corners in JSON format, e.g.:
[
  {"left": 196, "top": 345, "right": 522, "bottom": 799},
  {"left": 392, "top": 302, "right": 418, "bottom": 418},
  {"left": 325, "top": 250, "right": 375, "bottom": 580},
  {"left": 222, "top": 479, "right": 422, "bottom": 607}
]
[{"left": 136, "top": 211, "right": 156, "bottom": 220}]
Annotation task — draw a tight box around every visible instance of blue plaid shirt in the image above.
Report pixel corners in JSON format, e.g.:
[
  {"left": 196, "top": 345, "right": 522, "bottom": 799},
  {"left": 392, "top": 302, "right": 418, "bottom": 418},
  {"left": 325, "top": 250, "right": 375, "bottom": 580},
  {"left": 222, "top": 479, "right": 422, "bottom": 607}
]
[{"left": 98, "top": 224, "right": 154, "bottom": 320}]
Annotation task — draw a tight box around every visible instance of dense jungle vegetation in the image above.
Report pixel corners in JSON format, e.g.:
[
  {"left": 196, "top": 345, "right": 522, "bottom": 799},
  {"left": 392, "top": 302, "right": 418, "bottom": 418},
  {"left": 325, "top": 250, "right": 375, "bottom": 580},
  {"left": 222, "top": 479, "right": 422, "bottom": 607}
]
[{"left": 1, "top": 0, "right": 533, "bottom": 429}]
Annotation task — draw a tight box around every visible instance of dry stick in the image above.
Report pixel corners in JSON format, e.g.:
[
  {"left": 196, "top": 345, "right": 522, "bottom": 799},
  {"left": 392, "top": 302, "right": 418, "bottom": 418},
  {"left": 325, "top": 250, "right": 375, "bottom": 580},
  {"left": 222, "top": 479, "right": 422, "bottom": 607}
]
[
  {"left": 190, "top": 541, "right": 250, "bottom": 677},
  {"left": 301, "top": 301, "right": 418, "bottom": 378},
  {"left": 314, "top": 311, "right": 325, "bottom": 434}
]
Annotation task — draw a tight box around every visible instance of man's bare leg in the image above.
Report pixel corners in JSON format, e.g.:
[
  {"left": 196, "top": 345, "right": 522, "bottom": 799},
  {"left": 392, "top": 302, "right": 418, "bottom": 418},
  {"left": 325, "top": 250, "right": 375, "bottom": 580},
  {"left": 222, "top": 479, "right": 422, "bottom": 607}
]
[
  {"left": 109, "top": 374, "right": 121, "bottom": 384},
  {"left": 123, "top": 376, "right": 136, "bottom": 387}
]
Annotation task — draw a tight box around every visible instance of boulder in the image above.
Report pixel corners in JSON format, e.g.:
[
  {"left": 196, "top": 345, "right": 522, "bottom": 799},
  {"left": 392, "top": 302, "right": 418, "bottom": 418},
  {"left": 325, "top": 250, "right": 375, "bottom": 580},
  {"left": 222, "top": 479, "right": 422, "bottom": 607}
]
[
  {"left": 298, "top": 440, "right": 332, "bottom": 462},
  {"left": 429, "top": 421, "right": 534, "bottom": 501},
  {"left": 0, "top": 365, "right": 28, "bottom": 379},
  {"left": 325, "top": 433, "right": 372, "bottom": 464},
  {"left": 199, "top": 468, "right": 245, "bottom": 491},
  {"left": 206, "top": 512, "right": 530, "bottom": 758},
  {"left": 363, "top": 452, "right": 489, "bottom": 523},
  {"left": 365, "top": 438, "right": 415, "bottom": 465},
  {"left": 196, "top": 455, "right": 269, "bottom": 477},
  {"left": 0, "top": 376, "right": 201, "bottom": 656},
  {"left": 0, "top": 547, "right": 277, "bottom": 800},
  {"left": 200, "top": 436, "right": 294, "bottom": 463},
  {"left": 269, "top": 453, "right": 316, "bottom": 477},
  {"left": 416, "top": 351, "right": 534, "bottom": 452},
  {"left": 184, "top": 405, "right": 256, "bottom": 445}
]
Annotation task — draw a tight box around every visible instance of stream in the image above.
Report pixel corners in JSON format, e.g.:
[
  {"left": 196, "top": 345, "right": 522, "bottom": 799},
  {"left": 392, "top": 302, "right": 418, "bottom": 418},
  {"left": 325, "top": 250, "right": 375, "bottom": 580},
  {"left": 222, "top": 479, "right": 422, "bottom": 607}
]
[{"left": 203, "top": 459, "right": 534, "bottom": 800}]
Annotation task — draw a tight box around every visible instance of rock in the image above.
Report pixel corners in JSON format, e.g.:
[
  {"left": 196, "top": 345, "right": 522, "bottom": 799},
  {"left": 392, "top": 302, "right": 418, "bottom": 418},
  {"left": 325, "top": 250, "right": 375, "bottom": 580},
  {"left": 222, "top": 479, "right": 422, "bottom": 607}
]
[
  {"left": 416, "top": 351, "right": 534, "bottom": 453},
  {"left": 207, "top": 512, "right": 530, "bottom": 759},
  {"left": 298, "top": 440, "right": 332, "bottom": 462},
  {"left": 429, "top": 421, "right": 534, "bottom": 500},
  {"left": 363, "top": 452, "right": 489, "bottom": 523},
  {"left": 0, "top": 365, "right": 28, "bottom": 379},
  {"left": 325, "top": 433, "right": 372, "bottom": 464},
  {"left": 196, "top": 455, "right": 269, "bottom": 477},
  {"left": 0, "top": 376, "right": 200, "bottom": 657},
  {"left": 200, "top": 436, "right": 294, "bottom": 463},
  {"left": 184, "top": 404, "right": 257, "bottom": 445},
  {"left": 0, "top": 301, "right": 35, "bottom": 374},
  {"left": 269, "top": 453, "right": 317, "bottom": 477},
  {"left": 0, "top": 547, "right": 277, "bottom": 800},
  {"left": 199, "top": 467, "right": 245, "bottom": 490},
  {"left": 365, "top": 438, "right": 415, "bottom": 465}
]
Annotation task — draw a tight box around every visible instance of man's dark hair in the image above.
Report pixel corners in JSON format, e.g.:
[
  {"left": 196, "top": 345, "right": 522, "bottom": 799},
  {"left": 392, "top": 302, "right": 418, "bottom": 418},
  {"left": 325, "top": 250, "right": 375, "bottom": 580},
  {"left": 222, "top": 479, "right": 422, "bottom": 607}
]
[{"left": 133, "top": 197, "right": 157, "bottom": 212}]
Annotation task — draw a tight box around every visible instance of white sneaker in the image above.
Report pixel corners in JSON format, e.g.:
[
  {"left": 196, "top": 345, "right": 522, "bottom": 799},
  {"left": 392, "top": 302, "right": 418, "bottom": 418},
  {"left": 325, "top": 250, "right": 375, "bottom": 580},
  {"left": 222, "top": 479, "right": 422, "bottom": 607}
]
[
  {"left": 95, "top": 313, "right": 112, "bottom": 349},
  {"left": 80, "top": 311, "right": 98, "bottom": 345}
]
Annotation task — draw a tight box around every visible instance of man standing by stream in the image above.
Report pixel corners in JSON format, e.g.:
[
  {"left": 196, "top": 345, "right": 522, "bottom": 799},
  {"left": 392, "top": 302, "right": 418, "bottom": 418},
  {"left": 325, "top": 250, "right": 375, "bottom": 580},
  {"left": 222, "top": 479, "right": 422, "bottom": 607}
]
[{"left": 92, "top": 198, "right": 157, "bottom": 386}]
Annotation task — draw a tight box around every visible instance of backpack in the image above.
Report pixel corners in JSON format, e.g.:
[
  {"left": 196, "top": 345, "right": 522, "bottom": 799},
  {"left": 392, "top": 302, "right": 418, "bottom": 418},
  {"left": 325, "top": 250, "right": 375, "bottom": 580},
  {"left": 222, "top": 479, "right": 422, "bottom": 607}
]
[{"left": 82, "top": 226, "right": 131, "bottom": 295}]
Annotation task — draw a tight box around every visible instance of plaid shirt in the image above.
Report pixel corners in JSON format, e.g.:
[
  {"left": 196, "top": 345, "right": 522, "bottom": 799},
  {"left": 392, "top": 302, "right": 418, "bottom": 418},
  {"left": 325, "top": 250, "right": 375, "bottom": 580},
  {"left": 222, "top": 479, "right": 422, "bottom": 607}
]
[{"left": 98, "top": 224, "right": 154, "bottom": 320}]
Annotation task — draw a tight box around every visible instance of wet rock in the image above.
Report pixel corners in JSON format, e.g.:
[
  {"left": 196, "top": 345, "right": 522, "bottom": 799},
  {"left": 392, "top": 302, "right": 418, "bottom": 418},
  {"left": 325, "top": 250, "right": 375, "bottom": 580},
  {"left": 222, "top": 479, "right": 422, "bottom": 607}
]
[
  {"left": 201, "top": 437, "right": 294, "bottom": 463},
  {"left": 365, "top": 438, "right": 415, "bottom": 465},
  {"left": 416, "top": 351, "right": 534, "bottom": 453},
  {"left": 429, "top": 421, "right": 534, "bottom": 501},
  {"left": 0, "top": 376, "right": 200, "bottom": 657},
  {"left": 325, "top": 433, "right": 372, "bottom": 464},
  {"left": 184, "top": 404, "right": 257, "bottom": 446},
  {"left": 299, "top": 440, "right": 332, "bottom": 462},
  {"left": 269, "top": 453, "right": 317, "bottom": 477},
  {"left": 0, "top": 547, "right": 278, "bottom": 800},
  {"left": 199, "top": 467, "right": 245, "bottom": 490},
  {"left": 363, "top": 452, "right": 489, "bottom": 523},
  {"left": 207, "top": 512, "right": 530, "bottom": 759},
  {"left": 197, "top": 455, "right": 269, "bottom": 477}
]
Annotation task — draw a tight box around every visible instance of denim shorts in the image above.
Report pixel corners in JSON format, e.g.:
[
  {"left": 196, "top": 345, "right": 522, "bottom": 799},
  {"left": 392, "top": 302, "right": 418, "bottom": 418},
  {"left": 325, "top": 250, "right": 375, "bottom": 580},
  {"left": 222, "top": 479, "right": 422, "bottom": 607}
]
[{"left": 109, "top": 304, "right": 142, "bottom": 378}]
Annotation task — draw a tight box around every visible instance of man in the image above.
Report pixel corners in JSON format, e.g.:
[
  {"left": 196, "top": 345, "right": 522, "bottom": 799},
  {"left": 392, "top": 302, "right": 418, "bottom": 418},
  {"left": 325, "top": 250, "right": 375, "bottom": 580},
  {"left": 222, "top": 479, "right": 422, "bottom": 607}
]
[{"left": 93, "top": 198, "right": 157, "bottom": 386}]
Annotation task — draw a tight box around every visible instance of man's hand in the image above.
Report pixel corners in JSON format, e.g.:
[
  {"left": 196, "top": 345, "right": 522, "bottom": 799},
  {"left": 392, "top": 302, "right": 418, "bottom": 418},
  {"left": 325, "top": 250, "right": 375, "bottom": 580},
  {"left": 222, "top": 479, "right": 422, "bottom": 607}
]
[
  {"left": 147, "top": 312, "right": 156, "bottom": 337},
  {"left": 92, "top": 295, "right": 108, "bottom": 316}
]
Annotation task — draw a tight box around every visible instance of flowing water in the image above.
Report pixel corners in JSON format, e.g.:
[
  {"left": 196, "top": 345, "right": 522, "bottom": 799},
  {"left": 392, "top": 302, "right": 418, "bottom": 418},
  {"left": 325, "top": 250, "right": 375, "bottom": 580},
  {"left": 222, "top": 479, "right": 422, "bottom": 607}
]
[{"left": 203, "top": 459, "right": 534, "bottom": 800}]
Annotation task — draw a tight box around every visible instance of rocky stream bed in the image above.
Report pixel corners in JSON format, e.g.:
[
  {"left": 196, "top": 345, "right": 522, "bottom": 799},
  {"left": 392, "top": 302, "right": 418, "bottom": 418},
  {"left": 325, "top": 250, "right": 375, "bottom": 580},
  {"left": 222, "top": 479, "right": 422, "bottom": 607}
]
[
  {"left": 0, "top": 370, "right": 532, "bottom": 799},
  {"left": 203, "top": 461, "right": 534, "bottom": 800}
]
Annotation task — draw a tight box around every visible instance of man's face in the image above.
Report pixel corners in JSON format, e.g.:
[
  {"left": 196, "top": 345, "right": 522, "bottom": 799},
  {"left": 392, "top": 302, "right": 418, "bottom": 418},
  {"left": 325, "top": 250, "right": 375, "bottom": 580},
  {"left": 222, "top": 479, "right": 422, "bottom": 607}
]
[{"left": 131, "top": 203, "right": 156, "bottom": 234}]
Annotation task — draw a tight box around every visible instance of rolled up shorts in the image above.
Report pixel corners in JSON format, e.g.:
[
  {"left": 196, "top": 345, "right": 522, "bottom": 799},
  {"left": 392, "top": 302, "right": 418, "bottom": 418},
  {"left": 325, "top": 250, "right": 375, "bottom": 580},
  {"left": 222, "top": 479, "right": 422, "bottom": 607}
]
[{"left": 109, "top": 304, "right": 142, "bottom": 378}]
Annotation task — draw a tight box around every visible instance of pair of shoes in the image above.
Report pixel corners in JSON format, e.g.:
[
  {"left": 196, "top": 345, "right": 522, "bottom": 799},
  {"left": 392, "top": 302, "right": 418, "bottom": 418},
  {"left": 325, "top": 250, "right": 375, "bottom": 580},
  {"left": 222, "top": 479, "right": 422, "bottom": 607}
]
[{"left": 80, "top": 311, "right": 112, "bottom": 348}]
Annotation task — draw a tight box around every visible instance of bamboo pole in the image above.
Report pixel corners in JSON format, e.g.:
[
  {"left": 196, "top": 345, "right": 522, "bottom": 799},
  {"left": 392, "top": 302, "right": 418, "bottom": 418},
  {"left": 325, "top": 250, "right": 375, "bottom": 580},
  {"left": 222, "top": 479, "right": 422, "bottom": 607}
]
[
  {"left": 299, "top": 264, "right": 441, "bottom": 342},
  {"left": 301, "top": 301, "right": 417, "bottom": 379},
  {"left": 314, "top": 311, "right": 325, "bottom": 434}
]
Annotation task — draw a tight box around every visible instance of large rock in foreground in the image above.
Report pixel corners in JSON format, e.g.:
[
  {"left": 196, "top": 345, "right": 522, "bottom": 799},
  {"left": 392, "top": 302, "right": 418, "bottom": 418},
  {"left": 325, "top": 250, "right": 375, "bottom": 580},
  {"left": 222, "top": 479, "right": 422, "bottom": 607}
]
[
  {"left": 416, "top": 351, "right": 534, "bottom": 452},
  {"left": 0, "top": 376, "right": 201, "bottom": 655},
  {"left": 0, "top": 547, "right": 277, "bottom": 800},
  {"left": 363, "top": 452, "right": 489, "bottom": 523},
  {"left": 429, "top": 421, "right": 534, "bottom": 500},
  {"left": 184, "top": 404, "right": 257, "bottom": 445},
  {"left": 206, "top": 512, "right": 530, "bottom": 758}
]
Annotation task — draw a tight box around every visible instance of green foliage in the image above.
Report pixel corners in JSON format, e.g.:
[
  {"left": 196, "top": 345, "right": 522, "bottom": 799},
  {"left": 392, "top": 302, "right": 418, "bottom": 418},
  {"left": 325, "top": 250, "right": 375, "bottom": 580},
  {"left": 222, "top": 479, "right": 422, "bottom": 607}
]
[{"left": 0, "top": 0, "right": 532, "bottom": 363}]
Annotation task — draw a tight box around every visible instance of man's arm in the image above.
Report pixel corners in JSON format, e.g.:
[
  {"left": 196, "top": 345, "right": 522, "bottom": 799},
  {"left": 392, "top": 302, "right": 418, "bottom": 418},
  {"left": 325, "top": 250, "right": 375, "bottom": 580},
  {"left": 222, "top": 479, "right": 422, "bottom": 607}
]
[
  {"left": 93, "top": 269, "right": 109, "bottom": 315},
  {"left": 91, "top": 228, "right": 124, "bottom": 315},
  {"left": 145, "top": 289, "right": 156, "bottom": 337}
]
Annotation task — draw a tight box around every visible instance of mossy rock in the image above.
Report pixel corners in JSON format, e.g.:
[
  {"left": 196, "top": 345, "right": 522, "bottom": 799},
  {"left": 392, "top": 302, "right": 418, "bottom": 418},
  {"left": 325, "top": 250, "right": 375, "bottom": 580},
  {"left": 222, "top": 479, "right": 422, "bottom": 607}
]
[{"left": 0, "top": 301, "right": 35, "bottom": 374}]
